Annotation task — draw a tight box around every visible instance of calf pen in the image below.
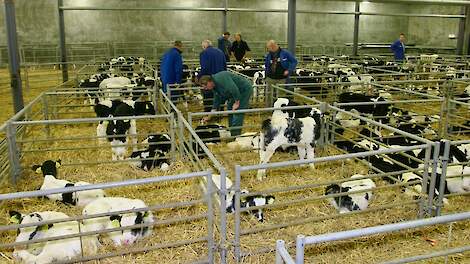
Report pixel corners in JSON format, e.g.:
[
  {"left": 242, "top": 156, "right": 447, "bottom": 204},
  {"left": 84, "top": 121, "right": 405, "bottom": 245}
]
[
  {"left": 184, "top": 98, "right": 438, "bottom": 263},
  {"left": 0, "top": 171, "right": 216, "bottom": 264},
  {"left": 276, "top": 211, "right": 470, "bottom": 264},
  {"left": 0, "top": 86, "right": 224, "bottom": 263}
]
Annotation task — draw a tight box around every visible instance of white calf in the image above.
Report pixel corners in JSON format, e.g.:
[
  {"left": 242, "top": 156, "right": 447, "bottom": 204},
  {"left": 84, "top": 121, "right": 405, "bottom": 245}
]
[
  {"left": 10, "top": 210, "right": 99, "bottom": 264},
  {"left": 82, "top": 197, "right": 154, "bottom": 246}
]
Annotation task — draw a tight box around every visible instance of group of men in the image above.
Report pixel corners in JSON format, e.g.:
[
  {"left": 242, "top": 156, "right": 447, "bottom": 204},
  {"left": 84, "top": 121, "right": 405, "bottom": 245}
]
[
  {"left": 159, "top": 32, "right": 406, "bottom": 137},
  {"left": 217, "top": 32, "right": 251, "bottom": 62},
  {"left": 160, "top": 36, "right": 297, "bottom": 137}
]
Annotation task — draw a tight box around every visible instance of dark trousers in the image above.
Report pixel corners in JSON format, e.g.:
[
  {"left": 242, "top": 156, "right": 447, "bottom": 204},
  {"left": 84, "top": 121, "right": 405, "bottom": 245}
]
[{"left": 202, "top": 89, "right": 214, "bottom": 112}]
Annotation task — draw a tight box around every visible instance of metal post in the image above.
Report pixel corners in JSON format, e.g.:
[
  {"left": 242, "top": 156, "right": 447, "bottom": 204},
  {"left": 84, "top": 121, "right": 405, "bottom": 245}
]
[
  {"left": 219, "top": 168, "right": 228, "bottom": 264},
  {"left": 234, "top": 165, "right": 242, "bottom": 262},
  {"left": 57, "top": 0, "right": 69, "bottom": 82},
  {"left": 457, "top": 6, "right": 466, "bottom": 55},
  {"left": 287, "top": 0, "right": 296, "bottom": 55},
  {"left": 4, "top": 0, "right": 24, "bottom": 113},
  {"left": 169, "top": 113, "right": 177, "bottom": 162},
  {"left": 23, "top": 65, "right": 30, "bottom": 92},
  {"left": 177, "top": 113, "right": 185, "bottom": 159},
  {"left": 206, "top": 172, "right": 215, "bottom": 264},
  {"left": 428, "top": 142, "right": 441, "bottom": 216},
  {"left": 276, "top": 240, "right": 284, "bottom": 264},
  {"left": 436, "top": 140, "right": 451, "bottom": 216},
  {"left": 222, "top": 0, "right": 228, "bottom": 33},
  {"left": 6, "top": 121, "right": 20, "bottom": 184},
  {"left": 464, "top": 6, "right": 470, "bottom": 55},
  {"left": 296, "top": 235, "right": 305, "bottom": 264},
  {"left": 352, "top": 2, "right": 361, "bottom": 57},
  {"left": 41, "top": 94, "right": 50, "bottom": 138},
  {"left": 419, "top": 144, "right": 432, "bottom": 218}
]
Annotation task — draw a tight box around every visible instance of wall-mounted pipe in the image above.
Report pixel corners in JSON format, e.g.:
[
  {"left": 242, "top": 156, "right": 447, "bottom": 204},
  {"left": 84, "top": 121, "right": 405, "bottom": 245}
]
[{"left": 58, "top": 6, "right": 466, "bottom": 18}]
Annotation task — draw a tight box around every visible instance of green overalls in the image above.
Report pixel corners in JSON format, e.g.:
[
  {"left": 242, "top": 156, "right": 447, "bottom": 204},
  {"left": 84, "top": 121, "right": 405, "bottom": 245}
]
[{"left": 211, "top": 71, "right": 253, "bottom": 136}]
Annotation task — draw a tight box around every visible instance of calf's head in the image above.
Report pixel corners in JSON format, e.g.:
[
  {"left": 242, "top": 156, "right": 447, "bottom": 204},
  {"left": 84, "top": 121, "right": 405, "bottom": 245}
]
[
  {"left": 9, "top": 211, "right": 53, "bottom": 243},
  {"left": 108, "top": 211, "right": 152, "bottom": 246},
  {"left": 31, "top": 160, "right": 61, "bottom": 177}
]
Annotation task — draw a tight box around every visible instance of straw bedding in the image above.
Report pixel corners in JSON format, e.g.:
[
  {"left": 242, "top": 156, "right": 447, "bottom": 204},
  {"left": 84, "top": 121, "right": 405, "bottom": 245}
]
[
  {"left": 0, "top": 67, "right": 65, "bottom": 124},
  {"left": 203, "top": 112, "right": 469, "bottom": 263},
  {"left": 0, "top": 68, "right": 469, "bottom": 263},
  {"left": 0, "top": 112, "right": 211, "bottom": 263}
]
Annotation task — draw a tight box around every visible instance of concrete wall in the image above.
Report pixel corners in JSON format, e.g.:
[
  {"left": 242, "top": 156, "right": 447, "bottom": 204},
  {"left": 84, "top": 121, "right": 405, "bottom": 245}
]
[
  {"left": 407, "top": 5, "right": 462, "bottom": 47},
  {"left": 0, "top": 0, "right": 465, "bottom": 51}
]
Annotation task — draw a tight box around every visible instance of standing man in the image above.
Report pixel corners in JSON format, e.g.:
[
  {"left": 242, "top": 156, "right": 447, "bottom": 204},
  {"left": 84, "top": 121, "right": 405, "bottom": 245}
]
[
  {"left": 218, "top": 32, "right": 232, "bottom": 62},
  {"left": 200, "top": 40, "right": 227, "bottom": 112},
  {"left": 264, "top": 40, "right": 298, "bottom": 107},
  {"left": 230, "top": 33, "right": 251, "bottom": 62},
  {"left": 199, "top": 71, "right": 253, "bottom": 136},
  {"left": 391, "top": 33, "right": 406, "bottom": 61},
  {"left": 160, "top": 41, "right": 183, "bottom": 101}
]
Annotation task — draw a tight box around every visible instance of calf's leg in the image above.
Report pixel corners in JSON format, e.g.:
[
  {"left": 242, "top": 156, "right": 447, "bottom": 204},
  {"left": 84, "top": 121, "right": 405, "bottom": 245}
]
[
  {"left": 257, "top": 146, "right": 276, "bottom": 181},
  {"left": 306, "top": 144, "right": 315, "bottom": 169}
]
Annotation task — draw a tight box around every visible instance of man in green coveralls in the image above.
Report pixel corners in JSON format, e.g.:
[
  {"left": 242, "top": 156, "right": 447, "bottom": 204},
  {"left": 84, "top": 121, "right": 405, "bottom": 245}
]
[{"left": 199, "top": 71, "right": 253, "bottom": 136}]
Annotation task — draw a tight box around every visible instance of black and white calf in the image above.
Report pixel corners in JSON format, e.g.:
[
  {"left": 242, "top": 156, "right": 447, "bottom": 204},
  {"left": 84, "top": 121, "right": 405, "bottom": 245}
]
[
  {"left": 239, "top": 194, "right": 275, "bottom": 222},
  {"left": 129, "top": 134, "right": 172, "bottom": 171},
  {"left": 338, "top": 92, "right": 390, "bottom": 121},
  {"left": 195, "top": 124, "right": 232, "bottom": 144},
  {"left": 190, "top": 124, "right": 231, "bottom": 158},
  {"left": 94, "top": 99, "right": 153, "bottom": 160},
  {"left": 325, "top": 175, "right": 375, "bottom": 213},
  {"left": 82, "top": 197, "right": 154, "bottom": 246},
  {"left": 32, "top": 160, "right": 105, "bottom": 207},
  {"left": 434, "top": 165, "right": 470, "bottom": 194},
  {"left": 257, "top": 98, "right": 322, "bottom": 180},
  {"left": 210, "top": 174, "right": 275, "bottom": 222},
  {"left": 106, "top": 102, "right": 138, "bottom": 161},
  {"left": 99, "top": 76, "right": 132, "bottom": 100},
  {"left": 9, "top": 210, "right": 99, "bottom": 263}
]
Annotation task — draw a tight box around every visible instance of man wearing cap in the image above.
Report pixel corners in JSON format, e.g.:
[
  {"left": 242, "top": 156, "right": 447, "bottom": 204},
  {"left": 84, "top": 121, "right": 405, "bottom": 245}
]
[
  {"left": 218, "top": 32, "right": 232, "bottom": 61},
  {"left": 160, "top": 41, "right": 183, "bottom": 100},
  {"left": 199, "top": 71, "right": 253, "bottom": 136},
  {"left": 200, "top": 40, "right": 227, "bottom": 112}
]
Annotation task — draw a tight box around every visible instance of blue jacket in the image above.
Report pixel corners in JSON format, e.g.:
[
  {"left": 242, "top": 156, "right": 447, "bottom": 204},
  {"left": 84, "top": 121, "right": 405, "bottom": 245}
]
[
  {"left": 199, "top": 46, "right": 227, "bottom": 77},
  {"left": 265, "top": 48, "right": 298, "bottom": 77},
  {"left": 390, "top": 40, "right": 405, "bottom": 61},
  {"left": 160, "top": 47, "right": 183, "bottom": 92}
]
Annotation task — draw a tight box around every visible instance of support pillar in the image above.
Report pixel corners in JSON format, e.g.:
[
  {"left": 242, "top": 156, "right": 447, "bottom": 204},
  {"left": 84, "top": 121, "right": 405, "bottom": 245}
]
[
  {"left": 4, "top": 0, "right": 24, "bottom": 113},
  {"left": 58, "top": 0, "right": 68, "bottom": 82},
  {"left": 287, "top": 0, "right": 296, "bottom": 55},
  {"left": 352, "top": 2, "right": 361, "bottom": 57}
]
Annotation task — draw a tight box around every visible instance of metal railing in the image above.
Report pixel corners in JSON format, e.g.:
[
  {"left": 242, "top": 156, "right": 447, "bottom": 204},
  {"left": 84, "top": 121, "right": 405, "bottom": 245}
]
[
  {"left": 0, "top": 170, "right": 216, "bottom": 263},
  {"left": 276, "top": 211, "right": 470, "bottom": 264}
]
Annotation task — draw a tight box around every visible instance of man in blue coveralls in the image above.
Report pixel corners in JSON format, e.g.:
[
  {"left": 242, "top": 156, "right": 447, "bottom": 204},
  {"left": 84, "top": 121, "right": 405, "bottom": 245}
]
[
  {"left": 391, "top": 33, "right": 406, "bottom": 61},
  {"left": 199, "top": 39, "right": 227, "bottom": 112},
  {"left": 160, "top": 40, "right": 183, "bottom": 101}
]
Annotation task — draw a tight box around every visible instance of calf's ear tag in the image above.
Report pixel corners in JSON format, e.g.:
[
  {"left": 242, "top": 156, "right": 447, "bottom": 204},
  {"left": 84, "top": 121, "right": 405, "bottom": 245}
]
[
  {"left": 111, "top": 219, "right": 121, "bottom": 228},
  {"left": 143, "top": 211, "right": 150, "bottom": 218},
  {"left": 38, "top": 224, "right": 52, "bottom": 231},
  {"left": 9, "top": 215, "right": 21, "bottom": 224},
  {"left": 35, "top": 167, "right": 42, "bottom": 174}
]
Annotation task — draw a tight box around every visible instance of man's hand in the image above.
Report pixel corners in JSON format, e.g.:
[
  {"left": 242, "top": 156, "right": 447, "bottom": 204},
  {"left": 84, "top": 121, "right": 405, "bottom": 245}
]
[
  {"left": 233, "top": 100, "right": 240, "bottom": 110},
  {"left": 283, "top": 70, "right": 289, "bottom": 77}
]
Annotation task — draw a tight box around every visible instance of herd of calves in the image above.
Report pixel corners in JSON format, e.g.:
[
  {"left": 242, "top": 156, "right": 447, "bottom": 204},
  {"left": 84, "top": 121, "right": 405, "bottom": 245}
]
[
  {"left": 7, "top": 55, "right": 470, "bottom": 262},
  {"left": 8, "top": 93, "right": 470, "bottom": 262}
]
